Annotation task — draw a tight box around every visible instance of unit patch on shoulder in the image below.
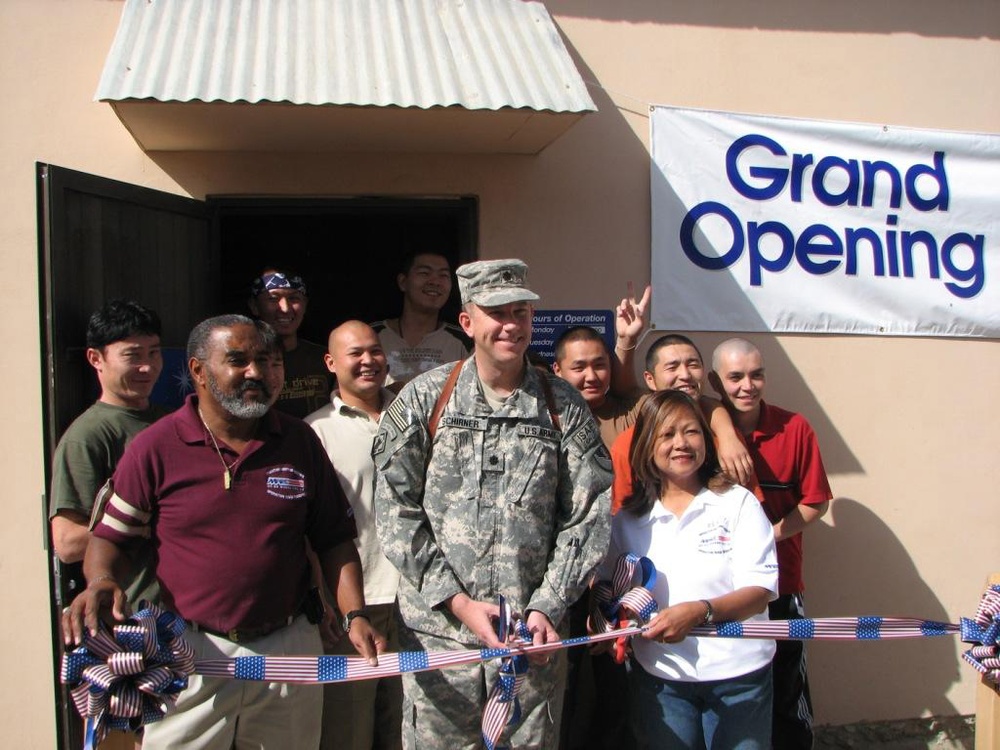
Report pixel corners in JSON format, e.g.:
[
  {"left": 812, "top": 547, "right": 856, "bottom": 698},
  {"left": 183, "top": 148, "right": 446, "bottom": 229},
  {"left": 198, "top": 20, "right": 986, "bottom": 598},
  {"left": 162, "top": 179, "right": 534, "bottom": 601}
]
[
  {"left": 571, "top": 421, "right": 602, "bottom": 453},
  {"left": 372, "top": 432, "right": 388, "bottom": 457},
  {"left": 594, "top": 444, "right": 613, "bottom": 473}
]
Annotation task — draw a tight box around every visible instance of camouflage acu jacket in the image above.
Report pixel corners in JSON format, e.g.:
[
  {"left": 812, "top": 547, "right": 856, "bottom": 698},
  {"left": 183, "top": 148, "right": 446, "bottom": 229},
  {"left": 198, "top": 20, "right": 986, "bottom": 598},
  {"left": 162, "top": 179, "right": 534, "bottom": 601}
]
[{"left": 373, "top": 357, "right": 613, "bottom": 643}]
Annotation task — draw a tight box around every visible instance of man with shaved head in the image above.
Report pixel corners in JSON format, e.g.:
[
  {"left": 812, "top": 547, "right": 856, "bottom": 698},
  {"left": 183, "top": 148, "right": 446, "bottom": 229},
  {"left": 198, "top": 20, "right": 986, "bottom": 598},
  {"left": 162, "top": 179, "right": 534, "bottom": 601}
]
[
  {"left": 710, "top": 337, "right": 832, "bottom": 750},
  {"left": 306, "top": 320, "right": 402, "bottom": 750}
]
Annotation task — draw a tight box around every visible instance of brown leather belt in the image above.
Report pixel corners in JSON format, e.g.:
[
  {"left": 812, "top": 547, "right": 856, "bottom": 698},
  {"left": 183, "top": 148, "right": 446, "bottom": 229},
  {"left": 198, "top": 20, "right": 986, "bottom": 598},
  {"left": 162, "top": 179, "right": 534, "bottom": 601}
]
[{"left": 187, "top": 614, "right": 295, "bottom": 643}]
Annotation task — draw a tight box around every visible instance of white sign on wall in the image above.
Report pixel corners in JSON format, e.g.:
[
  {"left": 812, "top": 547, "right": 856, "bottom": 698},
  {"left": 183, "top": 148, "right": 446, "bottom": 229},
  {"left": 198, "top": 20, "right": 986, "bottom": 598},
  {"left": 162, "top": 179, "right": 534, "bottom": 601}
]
[{"left": 650, "top": 106, "right": 1000, "bottom": 336}]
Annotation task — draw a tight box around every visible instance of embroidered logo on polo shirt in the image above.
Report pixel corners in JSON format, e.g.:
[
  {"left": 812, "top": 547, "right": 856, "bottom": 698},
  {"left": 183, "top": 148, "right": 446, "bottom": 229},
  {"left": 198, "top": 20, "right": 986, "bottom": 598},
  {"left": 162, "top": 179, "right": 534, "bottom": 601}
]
[
  {"left": 697, "top": 521, "right": 733, "bottom": 555},
  {"left": 266, "top": 466, "right": 307, "bottom": 499}
]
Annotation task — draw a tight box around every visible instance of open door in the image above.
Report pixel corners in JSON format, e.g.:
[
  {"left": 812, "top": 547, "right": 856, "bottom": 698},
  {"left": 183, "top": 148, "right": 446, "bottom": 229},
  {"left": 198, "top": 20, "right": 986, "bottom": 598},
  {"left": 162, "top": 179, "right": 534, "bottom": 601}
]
[
  {"left": 37, "top": 163, "right": 216, "bottom": 749},
  {"left": 36, "top": 165, "right": 478, "bottom": 747}
]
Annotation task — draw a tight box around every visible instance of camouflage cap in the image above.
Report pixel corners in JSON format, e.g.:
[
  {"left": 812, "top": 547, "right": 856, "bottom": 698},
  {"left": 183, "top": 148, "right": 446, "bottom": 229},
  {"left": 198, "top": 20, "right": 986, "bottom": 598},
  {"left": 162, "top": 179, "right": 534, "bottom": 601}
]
[{"left": 456, "top": 259, "right": 540, "bottom": 307}]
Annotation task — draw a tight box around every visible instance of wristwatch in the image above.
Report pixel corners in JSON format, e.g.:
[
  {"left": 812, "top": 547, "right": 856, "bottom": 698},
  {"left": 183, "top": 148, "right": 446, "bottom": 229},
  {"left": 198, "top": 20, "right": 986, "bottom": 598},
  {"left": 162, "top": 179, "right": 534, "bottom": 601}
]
[
  {"left": 700, "top": 599, "right": 714, "bottom": 625},
  {"left": 343, "top": 608, "right": 371, "bottom": 633}
]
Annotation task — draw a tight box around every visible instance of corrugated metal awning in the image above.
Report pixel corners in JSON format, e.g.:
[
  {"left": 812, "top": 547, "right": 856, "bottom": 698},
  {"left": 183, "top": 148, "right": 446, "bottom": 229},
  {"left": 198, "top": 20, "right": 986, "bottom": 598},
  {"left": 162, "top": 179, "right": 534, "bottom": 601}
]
[{"left": 95, "top": 0, "right": 596, "bottom": 154}]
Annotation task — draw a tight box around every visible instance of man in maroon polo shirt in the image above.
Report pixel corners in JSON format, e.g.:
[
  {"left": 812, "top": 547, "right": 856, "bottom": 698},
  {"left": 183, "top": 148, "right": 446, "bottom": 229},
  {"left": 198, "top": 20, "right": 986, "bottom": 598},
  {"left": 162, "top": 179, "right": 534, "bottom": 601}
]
[
  {"left": 64, "top": 314, "right": 385, "bottom": 750},
  {"left": 710, "top": 337, "right": 832, "bottom": 750}
]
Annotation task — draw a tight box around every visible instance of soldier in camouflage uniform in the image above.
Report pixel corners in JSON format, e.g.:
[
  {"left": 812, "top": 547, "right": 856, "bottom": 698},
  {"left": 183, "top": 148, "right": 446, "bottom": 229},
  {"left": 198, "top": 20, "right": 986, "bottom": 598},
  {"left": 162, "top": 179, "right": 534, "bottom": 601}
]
[{"left": 374, "top": 259, "right": 613, "bottom": 749}]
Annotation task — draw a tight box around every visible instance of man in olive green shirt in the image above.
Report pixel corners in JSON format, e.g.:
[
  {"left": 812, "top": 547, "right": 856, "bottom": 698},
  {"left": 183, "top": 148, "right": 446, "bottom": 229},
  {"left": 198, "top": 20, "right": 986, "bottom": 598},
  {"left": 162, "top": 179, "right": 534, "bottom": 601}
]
[{"left": 49, "top": 299, "right": 165, "bottom": 606}]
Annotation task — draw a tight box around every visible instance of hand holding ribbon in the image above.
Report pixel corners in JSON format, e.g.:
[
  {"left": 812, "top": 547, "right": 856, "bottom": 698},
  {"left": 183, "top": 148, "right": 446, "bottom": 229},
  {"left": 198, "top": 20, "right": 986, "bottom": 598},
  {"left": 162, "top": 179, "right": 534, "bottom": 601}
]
[{"left": 590, "top": 553, "right": 659, "bottom": 662}]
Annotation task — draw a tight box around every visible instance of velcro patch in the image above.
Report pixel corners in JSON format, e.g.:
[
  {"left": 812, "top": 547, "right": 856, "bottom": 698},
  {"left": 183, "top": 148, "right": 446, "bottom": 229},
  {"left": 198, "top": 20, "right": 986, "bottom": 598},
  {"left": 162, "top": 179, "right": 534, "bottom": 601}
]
[
  {"left": 372, "top": 432, "right": 387, "bottom": 457},
  {"left": 439, "top": 415, "right": 488, "bottom": 431},
  {"left": 517, "top": 424, "right": 561, "bottom": 442},
  {"left": 384, "top": 398, "right": 415, "bottom": 435}
]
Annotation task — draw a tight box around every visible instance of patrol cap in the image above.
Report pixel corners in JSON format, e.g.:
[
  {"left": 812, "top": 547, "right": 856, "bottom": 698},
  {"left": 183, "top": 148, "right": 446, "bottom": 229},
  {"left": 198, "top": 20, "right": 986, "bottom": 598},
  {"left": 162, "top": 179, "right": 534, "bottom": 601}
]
[{"left": 456, "top": 259, "right": 540, "bottom": 307}]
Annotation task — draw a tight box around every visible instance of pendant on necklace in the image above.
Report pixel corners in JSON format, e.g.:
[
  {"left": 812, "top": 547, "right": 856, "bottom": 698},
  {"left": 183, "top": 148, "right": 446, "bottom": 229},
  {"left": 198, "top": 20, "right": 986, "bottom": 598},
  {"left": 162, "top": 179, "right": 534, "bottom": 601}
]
[{"left": 224, "top": 468, "right": 232, "bottom": 491}]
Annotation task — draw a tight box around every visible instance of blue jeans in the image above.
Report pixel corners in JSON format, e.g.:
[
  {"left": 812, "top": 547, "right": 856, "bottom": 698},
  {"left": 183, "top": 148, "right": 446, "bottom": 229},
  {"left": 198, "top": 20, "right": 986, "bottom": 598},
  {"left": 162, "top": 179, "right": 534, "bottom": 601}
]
[{"left": 630, "top": 662, "right": 772, "bottom": 750}]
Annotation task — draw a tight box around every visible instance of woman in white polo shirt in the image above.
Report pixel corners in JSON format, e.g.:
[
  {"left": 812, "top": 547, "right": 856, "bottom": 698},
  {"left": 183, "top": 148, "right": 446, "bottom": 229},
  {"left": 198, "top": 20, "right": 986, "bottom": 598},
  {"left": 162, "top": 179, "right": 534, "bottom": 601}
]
[{"left": 605, "top": 389, "right": 778, "bottom": 750}]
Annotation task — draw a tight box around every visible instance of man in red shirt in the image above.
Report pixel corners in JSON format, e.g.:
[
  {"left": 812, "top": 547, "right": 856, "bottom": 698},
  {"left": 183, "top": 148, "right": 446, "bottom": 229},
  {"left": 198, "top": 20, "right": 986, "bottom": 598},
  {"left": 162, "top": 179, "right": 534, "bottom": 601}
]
[{"left": 710, "top": 337, "right": 832, "bottom": 750}]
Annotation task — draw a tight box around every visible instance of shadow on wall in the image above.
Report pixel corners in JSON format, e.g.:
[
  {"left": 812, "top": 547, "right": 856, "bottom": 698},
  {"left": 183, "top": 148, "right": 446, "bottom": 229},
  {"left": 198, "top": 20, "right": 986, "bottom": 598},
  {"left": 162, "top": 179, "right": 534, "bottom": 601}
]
[
  {"left": 544, "top": 0, "right": 998, "bottom": 40},
  {"left": 807, "top": 497, "right": 960, "bottom": 723}
]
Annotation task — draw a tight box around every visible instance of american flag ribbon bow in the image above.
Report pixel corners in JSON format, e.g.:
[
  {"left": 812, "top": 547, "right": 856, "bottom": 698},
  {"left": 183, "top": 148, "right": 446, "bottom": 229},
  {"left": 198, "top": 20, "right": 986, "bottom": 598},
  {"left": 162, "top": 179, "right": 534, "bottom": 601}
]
[
  {"left": 59, "top": 602, "right": 194, "bottom": 750},
  {"left": 958, "top": 584, "right": 1000, "bottom": 686},
  {"left": 590, "top": 552, "right": 660, "bottom": 663}
]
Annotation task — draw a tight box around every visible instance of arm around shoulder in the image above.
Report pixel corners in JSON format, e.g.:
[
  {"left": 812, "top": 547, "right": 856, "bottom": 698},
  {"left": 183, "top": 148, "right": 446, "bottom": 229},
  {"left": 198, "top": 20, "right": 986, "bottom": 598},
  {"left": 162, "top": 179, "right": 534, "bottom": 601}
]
[{"left": 701, "top": 395, "right": 755, "bottom": 486}]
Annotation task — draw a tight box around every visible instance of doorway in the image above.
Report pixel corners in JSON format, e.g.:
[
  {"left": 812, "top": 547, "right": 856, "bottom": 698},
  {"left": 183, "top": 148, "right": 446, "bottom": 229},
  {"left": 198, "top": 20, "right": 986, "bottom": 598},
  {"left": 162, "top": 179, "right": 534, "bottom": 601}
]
[
  {"left": 38, "top": 164, "right": 477, "bottom": 749},
  {"left": 214, "top": 197, "right": 477, "bottom": 346}
]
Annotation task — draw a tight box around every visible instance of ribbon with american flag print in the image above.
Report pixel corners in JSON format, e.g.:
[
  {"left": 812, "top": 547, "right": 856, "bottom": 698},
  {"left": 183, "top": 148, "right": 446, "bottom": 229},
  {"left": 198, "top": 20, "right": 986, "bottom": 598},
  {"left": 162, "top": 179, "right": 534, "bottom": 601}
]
[
  {"left": 480, "top": 595, "right": 532, "bottom": 750},
  {"left": 60, "top": 567, "right": 997, "bottom": 748},
  {"left": 690, "top": 616, "right": 960, "bottom": 640},
  {"left": 191, "top": 627, "right": 644, "bottom": 684},
  {"left": 958, "top": 584, "right": 1000, "bottom": 686}
]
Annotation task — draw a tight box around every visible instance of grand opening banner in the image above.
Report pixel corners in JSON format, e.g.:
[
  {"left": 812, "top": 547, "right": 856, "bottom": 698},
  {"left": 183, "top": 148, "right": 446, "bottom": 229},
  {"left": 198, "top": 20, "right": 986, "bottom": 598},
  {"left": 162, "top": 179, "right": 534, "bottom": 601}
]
[{"left": 650, "top": 106, "right": 1000, "bottom": 336}]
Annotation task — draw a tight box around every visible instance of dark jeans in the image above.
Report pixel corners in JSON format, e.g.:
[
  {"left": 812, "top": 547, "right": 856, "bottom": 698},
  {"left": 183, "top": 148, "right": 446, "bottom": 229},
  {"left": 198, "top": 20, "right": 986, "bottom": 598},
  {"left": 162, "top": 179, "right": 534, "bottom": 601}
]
[{"left": 630, "top": 662, "right": 773, "bottom": 750}]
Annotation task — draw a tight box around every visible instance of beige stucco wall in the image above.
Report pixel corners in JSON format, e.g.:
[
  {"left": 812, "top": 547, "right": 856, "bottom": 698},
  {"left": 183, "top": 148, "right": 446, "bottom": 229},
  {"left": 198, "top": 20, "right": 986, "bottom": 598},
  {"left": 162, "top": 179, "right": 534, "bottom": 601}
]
[{"left": 2, "top": 1, "right": 997, "bottom": 745}]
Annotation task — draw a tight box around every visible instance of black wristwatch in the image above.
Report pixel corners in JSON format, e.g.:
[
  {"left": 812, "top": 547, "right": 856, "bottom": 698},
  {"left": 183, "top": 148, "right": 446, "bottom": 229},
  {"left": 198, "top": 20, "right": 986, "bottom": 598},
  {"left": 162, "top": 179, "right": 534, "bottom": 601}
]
[{"left": 343, "top": 608, "right": 371, "bottom": 633}]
